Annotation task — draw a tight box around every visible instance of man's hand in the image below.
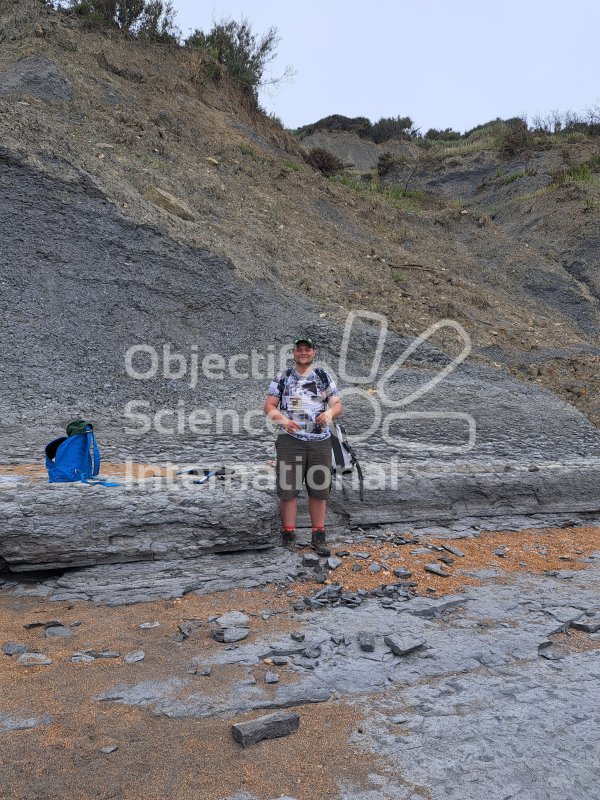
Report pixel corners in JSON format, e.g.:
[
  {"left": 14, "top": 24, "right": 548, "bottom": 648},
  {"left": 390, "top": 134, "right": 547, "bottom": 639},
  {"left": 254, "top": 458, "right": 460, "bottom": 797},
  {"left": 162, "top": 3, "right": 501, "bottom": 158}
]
[
  {"left": 282, "top": 418, "right": 303, "bottom": 434},
  {"left": 316, "top": 409, "right": 333, "bottom": 427}
]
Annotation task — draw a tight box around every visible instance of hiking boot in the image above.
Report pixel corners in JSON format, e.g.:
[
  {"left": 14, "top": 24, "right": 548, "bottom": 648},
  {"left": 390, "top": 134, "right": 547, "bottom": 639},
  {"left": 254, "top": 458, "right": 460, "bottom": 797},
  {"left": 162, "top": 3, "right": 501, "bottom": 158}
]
[
  {"left": 281, "top": 529, "right": 296, "bottom": 549},
  {"left": 310, "top": 529, "right": 331, "bottom": 557}
]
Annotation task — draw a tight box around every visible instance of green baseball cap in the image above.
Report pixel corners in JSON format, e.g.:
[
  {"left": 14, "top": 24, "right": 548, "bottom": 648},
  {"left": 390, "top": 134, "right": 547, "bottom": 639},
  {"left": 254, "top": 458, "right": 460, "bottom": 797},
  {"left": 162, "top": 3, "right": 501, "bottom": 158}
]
[{"left": 293, "top": 336, "right": 315, "bottom": 347}]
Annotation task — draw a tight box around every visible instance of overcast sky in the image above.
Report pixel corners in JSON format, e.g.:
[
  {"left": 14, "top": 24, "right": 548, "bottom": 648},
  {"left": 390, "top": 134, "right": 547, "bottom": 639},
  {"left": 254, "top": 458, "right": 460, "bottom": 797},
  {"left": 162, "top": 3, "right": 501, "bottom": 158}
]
[{"left": 173, "top": 0, "right": 600, "bottom": 134}]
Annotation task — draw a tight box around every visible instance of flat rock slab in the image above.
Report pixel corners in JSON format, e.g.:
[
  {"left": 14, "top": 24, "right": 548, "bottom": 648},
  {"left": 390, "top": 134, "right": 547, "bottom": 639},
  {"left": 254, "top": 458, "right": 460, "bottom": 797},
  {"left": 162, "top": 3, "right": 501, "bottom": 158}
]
[
  {"left": 0, "top": 484, "right": 277, "bottom": 572},
  {"left": 384, "top": 634, "right": 426, "bottom": 657},
  {"left": 231, "top": 711, "right": 299, "bottom": 747},
  {"left": 0, "top": 711, "right": 53, "bottom": 732}
]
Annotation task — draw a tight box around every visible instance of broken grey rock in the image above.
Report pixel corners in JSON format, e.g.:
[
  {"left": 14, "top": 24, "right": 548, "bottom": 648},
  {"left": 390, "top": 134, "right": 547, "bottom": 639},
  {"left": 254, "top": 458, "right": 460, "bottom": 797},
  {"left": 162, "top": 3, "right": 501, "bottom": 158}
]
[
  {"left": 16, "top": 652, "right": 52, "bottom": 667},
  {"left": 424, "top": 563, "right": 450, "bottom": 577},
  {"left": 215, "top": 611, "right": 249, "bottom": 628},
  {"left": 272, "top": 656, "right": 288, "bottom": 666},
  {"left": 85, "top": 650, "right": 120, "bottom": 659},
  {"left": 139, "top": 622, "right": 160, "bottom": 629},
  {"left": 290, "top": 633, "right": 305, "bottom": 642},
  {"left": 212, "top": 627, "right": 249, "bottom": 643},
  {"left": 384, "top": 634, "right": 426, "bottom": 657},
  {"left": 264, "top": 671, "right": 280, "bottom": 684},
  {"left": 352, "top": 563, "right": 363, "bottom": 573},
  {"left": 71, "top": 653, "right": 96, "bottom": 664},
  {"left": 231, "top": 710, "right": 300, "bottom": 747},
  {"left": 571, "top": 615, "right": 600, "bottom": 633},
  {"left": 352, "top": 552, "right": 370, "bottom": 559},
  {"left": 0, "top": 56, "right": 72, "bottom": 102},
  {"left": 124, "top": 650, "right": 145, "bottom": 664},
  {"left": 441, "top": 543, "right": 465, "bottom": 557},
  {"left": 45, "top": 625, "right": 74, "bottom": 638},
  {"left": 326, "top": 556, "right": 342, "bottom": 570},
  {"left": 100, "top": 745, "right": 118, "bottom": 754},
  {"left": 369, "top": 563, "right": 382, "bottom": 573},
  {"left": 303, "top": 553, "right": 320, "bottom": 568},
  {"left": 357, "top": 631, "right": 376, "bottom": 652},
  {"left": 0, "top": 711, "right": 53, "bottom": 732},
  {"left": 393, "top": 568, "right": 412, "bottom": 578},
  {"left": 313, "top": 567, "right": 327, "bottom": 583},
  {"left": 2, "top": 642, "right": 27, "bottom": 656}
]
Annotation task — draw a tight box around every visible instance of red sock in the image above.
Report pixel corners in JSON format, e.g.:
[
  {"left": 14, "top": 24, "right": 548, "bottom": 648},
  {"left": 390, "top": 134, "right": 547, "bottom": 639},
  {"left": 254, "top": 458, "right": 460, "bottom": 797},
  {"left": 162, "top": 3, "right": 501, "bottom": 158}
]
[
  {"left": 312, "top": 527, "right": 325, "bottom": 532},
  {"left": 282, "top": 526, "right": 295, "bottom": 532}
]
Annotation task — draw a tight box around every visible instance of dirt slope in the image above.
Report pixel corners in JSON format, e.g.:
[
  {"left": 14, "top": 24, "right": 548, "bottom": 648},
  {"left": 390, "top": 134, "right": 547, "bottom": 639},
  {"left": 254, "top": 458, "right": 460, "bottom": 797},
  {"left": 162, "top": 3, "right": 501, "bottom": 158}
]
[{"left": 0, "top": 0, "right": 598, "bottom": 430}]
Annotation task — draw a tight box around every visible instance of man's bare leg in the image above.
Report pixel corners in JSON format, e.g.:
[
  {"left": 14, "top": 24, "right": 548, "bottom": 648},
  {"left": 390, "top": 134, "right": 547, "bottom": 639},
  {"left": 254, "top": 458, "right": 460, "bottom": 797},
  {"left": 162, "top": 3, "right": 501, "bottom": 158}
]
[
  {"left": 308, "top": 497, "right": 326, "bottom": 529},
  {"left": 279, "top": 497, "right": 298, "bottom": 529}
]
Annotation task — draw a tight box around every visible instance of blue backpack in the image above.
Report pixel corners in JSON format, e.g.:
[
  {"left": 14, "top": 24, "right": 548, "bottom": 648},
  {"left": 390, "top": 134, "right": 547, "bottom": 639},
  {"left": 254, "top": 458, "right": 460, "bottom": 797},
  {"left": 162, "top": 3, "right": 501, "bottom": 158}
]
[{"left": 45, "top": 420, "right": 101, "bottom": 483}]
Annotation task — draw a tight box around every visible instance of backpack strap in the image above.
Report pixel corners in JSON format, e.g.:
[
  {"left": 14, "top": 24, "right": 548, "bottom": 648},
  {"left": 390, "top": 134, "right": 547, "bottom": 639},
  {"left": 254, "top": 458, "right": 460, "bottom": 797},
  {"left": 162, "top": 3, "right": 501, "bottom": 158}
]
[
  {"left": 314, "top": 367, "right": 330, "bottom": 391},
  {"left": 277, "top": 367, "right": 294, "bottom": 407},
  {"left": 86, "top": 427, "right": 100, "bottom": 478}
]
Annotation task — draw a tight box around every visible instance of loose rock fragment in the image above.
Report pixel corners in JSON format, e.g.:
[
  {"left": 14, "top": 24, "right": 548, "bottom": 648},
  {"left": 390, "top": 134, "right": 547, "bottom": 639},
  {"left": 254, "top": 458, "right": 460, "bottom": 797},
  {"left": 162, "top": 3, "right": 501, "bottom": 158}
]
[
  {"left": 231, "top": 710, "right": 299, "bottom": 747},
  {"left": 2, "top": 642, "right": 27, "bottom": 656},
  {"left": 16, "top": 653, "right": 52, "bottom": 667},
  {"left": 326, "top": 556, "right": 342, "bottom": 570},
  {"left": 571, "top": 615, "right": 600, "bottom": 633},
  {"left": 71, "top": 653, "right": 95, "bottom": 664},
  {"left": 45, "top": 626, "right": 74, "bottom": 638},
  {"left": 303, "top": 553, "right": 320, "bottom": 568},
  {"left": 100, "top": 745, "right": 118, "bottom": 754},
  {"left": 139, "top": 622, "right": 160, "bottom": 629},
  {"left": 357, "top": 631, "right": 376, "bottom": 652},
  {"left": 264, "top": 671, "right": 280, "bottom": 684},
  {"left": 393, "top": 568, "right": 412, "bottom": 578},
  {"left": 384, "top": 634, "right": 425, "bottom": 657},
  {"left": 441, "top": 544, "right": 465, "bottom": 557},
  {"left": 211, "top": 627, "right": 249, "bottom": 643},
  {"left": 123, "top": 650, "right": 145, "bottom": 664},
  {"left": 214, "top": 611, "right": 249, "bottom": 628},
  {"left": 424, "top": 563, "right": 450, "bottom": 577}
]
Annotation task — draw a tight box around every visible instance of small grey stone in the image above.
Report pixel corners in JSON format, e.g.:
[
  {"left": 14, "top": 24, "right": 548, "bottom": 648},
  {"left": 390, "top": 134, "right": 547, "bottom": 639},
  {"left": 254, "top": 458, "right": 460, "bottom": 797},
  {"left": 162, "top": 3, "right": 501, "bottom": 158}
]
[
  {"left": 17, "top": 652, "right": 52, "bottom": 667},
  {"left": 441, "top": 544, "right": 465, "bottom": 557},
  {"left": 23, "top": 621, "right": 45, "bottom": 630},
  {"left": 214, "top": 611, "right": 249, "bottom": 628},
  {"left": 199, "top": 668, "right": 212, "bottom": 677},
  {"left": 70, "top": 621, "right": 82, "bottom": 627},
  {"left": 212, "top": 626, "right": 249, "bottom": 643},
  {"left": 290, "top": 632, "right": 305, "bottom": 642},
  {"left": 357, "top": 631, "right": 376, "bottom": 652},
  {"left": 264, "top": 671, "right": 280, "bottom": 684},
  {"left": 123, "top": 650, "right": 145, "bottom": 664},
  {"left": 389, "top": 716, "right": 409, "bottom": 725},
  {"left": 303, "top": 553, "right": 320, "bottom": 568},
  {"left": 293, "top": 656, "right": 316, "bottom": 670},
  {"left": 71, "top": 653, "right": 96, "bottom": 664},
  {"left": 326, "top": 556, "right": 342, "bottom": 570},
  {"left": 313, "top": 567, "right": 327, "bottom": 583},
  {"left": 438, "top": 555, "right": 454, "bottom": 565},
  {"left": 100, "top": 745, "right": 118, "bottom": 754},
  {"left": 139, "top": 621, "right": 160, "bottom": 629},
  {"left": 571, "top": 615, "right": 600, "bottom": 633},
  {"left": 272, "top": 656, "right": 288, "bottom": 666},
  {"left": 424, "top": 563, "right": 450, "bottom": 577},
  {"left": 384, "top": 634, "right": 425, "bottom": 657},
  {"left": 43, "top": 621, "right": 64, "bottom": 629},
  {"left": 301, "top": 645, "right": 321, "bottom": 659},
  {"left": 85, "top": 650, "right": 120, "bottom": 659},
  {"left": 2, "top": 642, "right": 27, "bottom": 656},
  {"left": 45, "top": 626, "right": 74, "bottom": 638},
  {"left": 352, "top": 564, "right": 363, "bottom": 573},
  {"left": 232, "top": 710, "right": 299, "bottom": 747},
  {"left": 494, "top": 549, "right": 507, "bottom": 558},
  {"left": 368, "top": 563, "right": 382, "bottom": 573},
  {"left": 352, "top": 552, "right": 370, "bottom": 559},
  {"left": 393, "top": 568, "right": 412, "bottom": 578}
]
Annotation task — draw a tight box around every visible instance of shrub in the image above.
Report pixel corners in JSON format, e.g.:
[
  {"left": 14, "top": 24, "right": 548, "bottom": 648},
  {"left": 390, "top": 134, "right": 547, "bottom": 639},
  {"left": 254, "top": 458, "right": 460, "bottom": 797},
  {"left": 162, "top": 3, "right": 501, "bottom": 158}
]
[
  {"left": 295, "top": 115, "right": 372, "bottom": 140},
  {"left": 67, "top": 0, "right": 178, "bottom": 39},
  {"left": 425, "top": 127, "right": 461, "bottom": 141},
  {"left": 185, "top": 18, "right": 281, "bottom": 100},
  {"left": 371, "top": 116, "right": 415, "bottom": 143},
  {"left": 499, "top": 118, "right": 532, "bottom": 157},
  {"left": 305, "top": 147, "right": 343, "bottom": 177},
  {"left": 377, "top": 151, "right": 402, "bottom": 176}
]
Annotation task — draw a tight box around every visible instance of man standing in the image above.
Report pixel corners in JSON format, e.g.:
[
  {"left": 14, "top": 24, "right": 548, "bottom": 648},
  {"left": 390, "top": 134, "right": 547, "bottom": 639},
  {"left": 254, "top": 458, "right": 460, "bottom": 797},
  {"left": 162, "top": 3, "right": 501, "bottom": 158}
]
[{"left": 264, "top": 337, "right": 342, "bottom": 555}]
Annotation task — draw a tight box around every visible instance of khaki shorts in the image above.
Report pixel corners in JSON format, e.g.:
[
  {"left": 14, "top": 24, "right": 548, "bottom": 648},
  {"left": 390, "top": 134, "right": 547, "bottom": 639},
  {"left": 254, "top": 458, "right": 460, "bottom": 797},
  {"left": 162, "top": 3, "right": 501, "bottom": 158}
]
[{"left": 275, "top": 433, "right": 332, "bottom": 500}]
